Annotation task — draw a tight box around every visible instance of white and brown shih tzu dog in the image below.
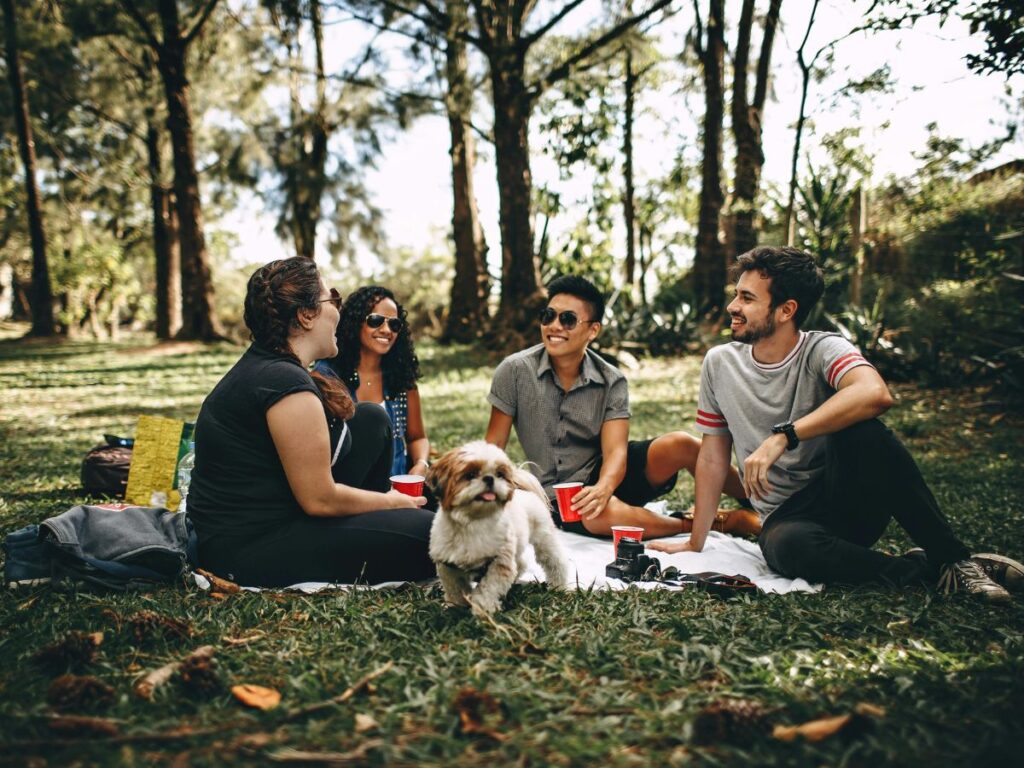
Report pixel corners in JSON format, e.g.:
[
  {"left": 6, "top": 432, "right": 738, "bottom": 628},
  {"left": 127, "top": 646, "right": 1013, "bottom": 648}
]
[{"left": 427, "top": 441, "right": 569, "bottom": 617}]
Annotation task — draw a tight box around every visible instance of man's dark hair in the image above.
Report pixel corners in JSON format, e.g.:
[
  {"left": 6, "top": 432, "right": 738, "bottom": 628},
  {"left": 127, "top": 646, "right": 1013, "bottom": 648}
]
[
  {"left": 730, "top": 246, "right": 824, "bottom": 328},
  {"left": 545, "top": 275, "right": 605, "bottom": 323}
]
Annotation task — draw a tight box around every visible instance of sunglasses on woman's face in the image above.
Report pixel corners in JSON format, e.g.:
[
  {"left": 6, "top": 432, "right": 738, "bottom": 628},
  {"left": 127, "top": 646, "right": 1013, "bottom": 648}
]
[
  {"left": 539, "top": 307, "right": 594, "bottom": 331},
  {"left": 365, "top": 313, "right": 403, "bottom": 333},
  {"left": 319, "top": 288, "right": 343, "bottom": 311}
]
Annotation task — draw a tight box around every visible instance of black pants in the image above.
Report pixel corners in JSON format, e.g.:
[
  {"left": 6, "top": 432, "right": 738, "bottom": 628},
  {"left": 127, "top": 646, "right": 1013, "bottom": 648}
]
[
  {"left": 199, "top": 403, "right": 435, "bottom": 587},
  {"left": 759, "top": 419, "right": 970, "bottom": 587}
]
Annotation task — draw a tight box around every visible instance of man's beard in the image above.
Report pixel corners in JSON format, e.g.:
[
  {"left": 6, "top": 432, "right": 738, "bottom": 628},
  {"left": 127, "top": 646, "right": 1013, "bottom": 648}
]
[{"left": 730, "top": 312, "right": 776, "bottom": 344}]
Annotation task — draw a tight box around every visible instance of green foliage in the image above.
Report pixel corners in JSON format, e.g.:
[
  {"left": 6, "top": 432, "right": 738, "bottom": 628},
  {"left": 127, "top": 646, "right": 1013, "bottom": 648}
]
[{"left": 0, "top": 338, "right": 1023, "bottom": 763}]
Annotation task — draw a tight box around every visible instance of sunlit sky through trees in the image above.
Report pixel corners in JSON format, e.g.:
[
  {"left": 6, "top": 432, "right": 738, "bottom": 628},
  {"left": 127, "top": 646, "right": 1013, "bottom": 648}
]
[{"left": 218, "top": 0, "right": 1024, "bottom": 278}]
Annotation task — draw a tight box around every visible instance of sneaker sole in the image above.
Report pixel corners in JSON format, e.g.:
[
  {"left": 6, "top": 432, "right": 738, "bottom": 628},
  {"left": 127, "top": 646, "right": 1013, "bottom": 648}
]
[{"left": 973, "top": 553, "right": 1024, "bottom": 593}]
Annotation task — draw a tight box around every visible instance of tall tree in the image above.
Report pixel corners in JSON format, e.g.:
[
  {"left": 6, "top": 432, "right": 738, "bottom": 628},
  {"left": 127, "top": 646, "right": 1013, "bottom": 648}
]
[
  {"left": 691, "top": 0, "right": 726, "bottom": 318},
  {"left": 730, "top": 0, "right": 782, "bottom": 256},
  {"left": 119, "top": 0, "right": 222, "bottom": 340},
  {"left": 442, "top": 0, "right": 490, "bottom": 342},
  {"left": 377, "top": 0, "right": 672, "bottom": 340},
  {"left": 1, "top": 0, "right": 55, "bottom": 336}
]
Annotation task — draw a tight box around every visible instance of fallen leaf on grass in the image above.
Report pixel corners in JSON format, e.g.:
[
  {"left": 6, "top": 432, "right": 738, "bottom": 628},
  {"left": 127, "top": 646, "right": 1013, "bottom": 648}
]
[
  {"left": 34, "top": 631, "right": 104, "bottom": 671},
  {"left": 232, "top": 684, "right": 282, "bottom": 710},
  {"left": 127, "top": 611, "right": 192, "bottom": 644},
  {"left": 773, "top": 714, "right": 852, "bottom": 742},
  {"left": 195, "top": 568, "right": 241, "bottom": 594},
  {"left": 267, "top": 740, "right": 384, "bottom": 764},
  {"left": 453, "top": 687, "right": 506, "bottom": 741},
  {"left": 855, "top": 702, "right": 887, "bottom": 718},
  {"left": 223, "top": 631, "right": 266, "bottom": 646},
  {"left": 773, "top": 703, "right": 884, "bottom": 744},
  {"left": 48, "top": 715, "right": 120, "bottom": 738},
  {"left": 354, "top": 713, "right": 379, "bottom": 733},
  {"left": 48, "top": 675, "right": 116, "bottom": 712},
  {"left": 177, "top": 653, "right": 222, "bottom": 698},
  {"left": 209, "top": 592, "right": 231, "bottom": 600}
]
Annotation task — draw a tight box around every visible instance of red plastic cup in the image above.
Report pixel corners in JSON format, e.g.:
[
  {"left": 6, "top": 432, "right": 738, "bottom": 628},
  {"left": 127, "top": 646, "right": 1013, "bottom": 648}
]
[
  {"left": 553, "top": 482, "right": 584, "bottom": 523},
  {"left": 611, "top": 526, "right": 645, "bottom": 557},
  {"left": 390, "top": 474, "right": 425, "bottom": 497}
]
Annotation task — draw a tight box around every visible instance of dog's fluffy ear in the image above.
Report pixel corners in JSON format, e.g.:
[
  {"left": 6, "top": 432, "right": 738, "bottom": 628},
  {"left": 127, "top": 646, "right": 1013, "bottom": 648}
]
[
  {"left": 426, "top": 450, "right": 459, "bottom": 506},
  {"left": 511, "top": 466, "right": 549, "bottom": 508}
]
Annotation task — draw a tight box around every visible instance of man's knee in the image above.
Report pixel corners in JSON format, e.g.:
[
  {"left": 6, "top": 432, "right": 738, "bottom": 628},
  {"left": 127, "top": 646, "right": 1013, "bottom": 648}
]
[
  {"left": 651, "top": 431, "right": 700, "bottom": 469},
  {"left": 760, "top": 521, "right": 830, "bottom": 580}
]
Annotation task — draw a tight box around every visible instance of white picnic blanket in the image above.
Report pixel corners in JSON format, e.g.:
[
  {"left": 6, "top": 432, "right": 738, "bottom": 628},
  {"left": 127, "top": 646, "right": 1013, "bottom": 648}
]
[{"left": 192, "top": 523, "right": 820, "bottom": 595}]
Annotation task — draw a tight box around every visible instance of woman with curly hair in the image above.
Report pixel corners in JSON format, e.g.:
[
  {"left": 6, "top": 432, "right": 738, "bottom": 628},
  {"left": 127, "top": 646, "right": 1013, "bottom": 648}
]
[
  {"left": 187, "top": 258, "right": 435, "bottom": 587},
  {"left": 316, "top": 286, "right": 430, "bottom": 478}
]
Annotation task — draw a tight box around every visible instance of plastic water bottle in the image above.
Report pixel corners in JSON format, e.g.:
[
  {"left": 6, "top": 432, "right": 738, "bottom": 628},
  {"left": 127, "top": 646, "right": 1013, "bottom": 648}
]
[{"left": 177, "top": 441, "right": 196, "bottom": 514}]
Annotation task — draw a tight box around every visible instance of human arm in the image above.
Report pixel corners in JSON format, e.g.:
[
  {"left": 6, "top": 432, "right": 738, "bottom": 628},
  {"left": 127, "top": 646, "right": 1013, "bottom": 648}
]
[
  {"left": 404, "top": 388, "right": 431, "bottom": 475},
  {"left": 575, "top": 417, "right": 628, "bottom": 520},
  {"left": 649, "top": 433, "right": 734, "bottom": 554},
  {"left": 485, "top": 406, "right": 514, "bottom": 449},
  {"left": 742, "top": 364, "right": 893, "bottom": 501},
  {"left": 267, "top": 392, "right": 424, "bottom": 515}
]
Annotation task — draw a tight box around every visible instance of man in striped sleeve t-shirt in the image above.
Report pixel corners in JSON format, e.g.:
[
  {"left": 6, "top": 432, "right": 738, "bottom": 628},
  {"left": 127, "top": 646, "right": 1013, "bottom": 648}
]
[{"left": 650, "top": 246, "right": 1022, "bottom": 603}]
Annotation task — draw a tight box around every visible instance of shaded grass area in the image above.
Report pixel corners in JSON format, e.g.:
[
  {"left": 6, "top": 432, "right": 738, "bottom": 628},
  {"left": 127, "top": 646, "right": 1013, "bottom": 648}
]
[{"left": 1, "top": 332, "right": 1023, "bottom": 766}]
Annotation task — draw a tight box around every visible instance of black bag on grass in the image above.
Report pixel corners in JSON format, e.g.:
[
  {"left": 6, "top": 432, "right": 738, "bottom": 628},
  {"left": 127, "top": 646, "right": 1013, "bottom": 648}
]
[{"left": 80, "top": 436, "right": 134, "bottom": 498}]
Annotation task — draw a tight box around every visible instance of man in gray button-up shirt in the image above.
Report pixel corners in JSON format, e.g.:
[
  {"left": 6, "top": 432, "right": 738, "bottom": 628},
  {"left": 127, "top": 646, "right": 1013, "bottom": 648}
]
[{"left": 486, "top": 275, "right": 747, "bottom": 539}]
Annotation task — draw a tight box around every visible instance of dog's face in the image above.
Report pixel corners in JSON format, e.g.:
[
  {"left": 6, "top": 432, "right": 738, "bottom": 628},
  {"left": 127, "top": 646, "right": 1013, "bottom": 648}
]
[{"left": 428, "top": 441, "right": 521, "bottom": 518}]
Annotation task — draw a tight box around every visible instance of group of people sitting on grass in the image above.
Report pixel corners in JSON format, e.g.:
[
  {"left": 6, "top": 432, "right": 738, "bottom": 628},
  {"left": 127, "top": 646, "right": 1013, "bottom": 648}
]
[{"left": 185, "top": 247, "right": 1023, "bottom": 604}]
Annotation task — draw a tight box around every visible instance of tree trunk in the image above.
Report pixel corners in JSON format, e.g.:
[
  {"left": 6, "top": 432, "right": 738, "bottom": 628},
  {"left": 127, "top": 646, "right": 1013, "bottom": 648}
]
[
  {"left": 488, "top": 48, "right": 545, "bottom": 337},
  {"left": 623, "top": 46, "right": 637, "bottom": 293},
  {"left": 2, "top": 0, "right": 55, "bottom": 336},
  {"left": 693, "top": 0, "right": 727, "bottom": 318},
  {"left": 282, "top": 0, "right": 327, "bottom": 260},
  {"left": 443, "top": 0, "right": 490, "bottom": 343},
  {"left": 155, "top": 0, "right": 221, "bottom": 340},
  {"left": 146, "top": 113, "right": 181, "bottom": 339},
  {"left": 731, "top": 0, "right": 782, "bottom": 257},
  {"left": 848, "top": 184, "right": 864, "bottom": 305},
  {"left": 785, "top": 0, "right": 820, "bottom": 245}
]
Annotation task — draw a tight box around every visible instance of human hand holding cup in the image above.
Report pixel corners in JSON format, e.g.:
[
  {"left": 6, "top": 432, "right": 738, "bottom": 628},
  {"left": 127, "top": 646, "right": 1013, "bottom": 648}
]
[
  {"left": 390, "top": 474, "right": 425, "bottom": 500},
  {"left": 553, "top": 482, "right": 584, "bottom": 523}
]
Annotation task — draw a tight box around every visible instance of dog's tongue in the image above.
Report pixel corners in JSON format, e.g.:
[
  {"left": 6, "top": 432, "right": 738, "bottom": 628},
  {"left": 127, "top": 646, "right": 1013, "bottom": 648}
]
[{"left": 480, "top": 492, "right": 497, "bottom": 502}]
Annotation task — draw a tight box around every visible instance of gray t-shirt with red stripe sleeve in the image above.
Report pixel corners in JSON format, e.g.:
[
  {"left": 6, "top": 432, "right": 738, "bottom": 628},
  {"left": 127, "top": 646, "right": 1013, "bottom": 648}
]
[{"left": 695, "top": 331, "right": 873, "bottom": 518}]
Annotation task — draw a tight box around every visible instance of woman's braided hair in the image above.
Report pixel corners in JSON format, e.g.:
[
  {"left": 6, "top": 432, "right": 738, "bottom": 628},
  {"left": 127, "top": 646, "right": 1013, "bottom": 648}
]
[
  {"left": 244, "top": 257, "right": 355, "bottom": 420},
  {"left": 325, "top": 285, "right": 421, "bottom": 395}
]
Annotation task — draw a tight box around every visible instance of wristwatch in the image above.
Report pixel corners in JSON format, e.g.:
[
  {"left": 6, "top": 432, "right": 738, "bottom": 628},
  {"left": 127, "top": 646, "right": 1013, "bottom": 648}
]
[{"left": 771, "top": 422, "right": 800, "bottom": 451}]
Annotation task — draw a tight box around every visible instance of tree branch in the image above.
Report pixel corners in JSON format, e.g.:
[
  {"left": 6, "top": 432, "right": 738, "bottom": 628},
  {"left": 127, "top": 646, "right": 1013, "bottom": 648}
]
[
  {"left": 183, "top": 0, "right": 222, "bottom": 46},
  {"left": 521, "top": 0, "right": 588, "bottom": 50},
  {"left": 117, "top": 0, "right": 162, "bottom": 52},
  {"left": 529, "top": 0, "right": 672, "bottom": 96},
  {"left": 691, "top": 0, "right": 704, "bottom": 58}
]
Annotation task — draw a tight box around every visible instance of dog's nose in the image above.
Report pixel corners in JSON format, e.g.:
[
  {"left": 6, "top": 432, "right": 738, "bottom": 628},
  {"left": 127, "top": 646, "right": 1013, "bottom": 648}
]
[{"left": 483, "top": 475, "right": 494, "bottom": 488}]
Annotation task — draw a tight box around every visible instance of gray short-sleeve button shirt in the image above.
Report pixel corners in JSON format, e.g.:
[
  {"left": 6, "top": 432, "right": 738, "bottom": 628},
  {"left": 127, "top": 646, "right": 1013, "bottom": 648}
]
[{"left": 488, "top": 343, "right": 630, "bottom": 492}]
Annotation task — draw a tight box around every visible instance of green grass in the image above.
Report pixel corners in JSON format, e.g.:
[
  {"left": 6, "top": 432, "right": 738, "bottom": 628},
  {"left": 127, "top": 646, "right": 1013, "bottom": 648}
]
[{"left": 1, "top": 327, "right": 1023, "bottom": 766}]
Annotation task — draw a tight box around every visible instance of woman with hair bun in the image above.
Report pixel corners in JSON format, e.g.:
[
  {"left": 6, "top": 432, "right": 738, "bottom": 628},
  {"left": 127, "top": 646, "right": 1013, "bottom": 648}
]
[
  {"left": 187, "top": 257, "right": 435, "bottom": 587},
  {"left": 316, "top": 286, "right": 430, "bottom": 479}
]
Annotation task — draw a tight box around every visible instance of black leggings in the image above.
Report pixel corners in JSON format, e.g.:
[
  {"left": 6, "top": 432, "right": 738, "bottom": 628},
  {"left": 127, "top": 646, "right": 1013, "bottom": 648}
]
[
  {"left": 758, "top": 419, "right": 970, "bottom": 588},
  {"left": 198, "top": 403, "right": 435, "bottom": 587}
]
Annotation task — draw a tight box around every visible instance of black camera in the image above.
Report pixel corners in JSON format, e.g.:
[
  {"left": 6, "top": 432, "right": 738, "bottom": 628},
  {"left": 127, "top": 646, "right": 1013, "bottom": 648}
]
[{"left": 605, "top": 537, "right": 662, "bottom": 583}]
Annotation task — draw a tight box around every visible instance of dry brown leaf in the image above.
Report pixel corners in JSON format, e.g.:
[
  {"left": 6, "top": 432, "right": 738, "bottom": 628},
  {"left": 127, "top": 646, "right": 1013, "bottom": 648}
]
[
  {"left": 209, "top": 592, "right": 231, "bottom": 600},
  {"left": 223, "top": 631, "right": 266, "bottom": 646},
  {"left": 195, "top": 568, "right": 241, "bottom": 593},
  {"left": 773, "top": 714, "right": 852, "bottom": 742},
  {"left": 232, "top": 684, "right": 282, "bottom": 710},
  {"left": 354, "top": 713, "right": 379, "bottom": 733},
  {"left": 47, "top": 675, "right": 116, "bottom": 712},
  {"left": 855, "top": 702, "right": 887, "bottom": 718},
  {"left": 453, "top": 687, "right": 506, "bottom": 741}
]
